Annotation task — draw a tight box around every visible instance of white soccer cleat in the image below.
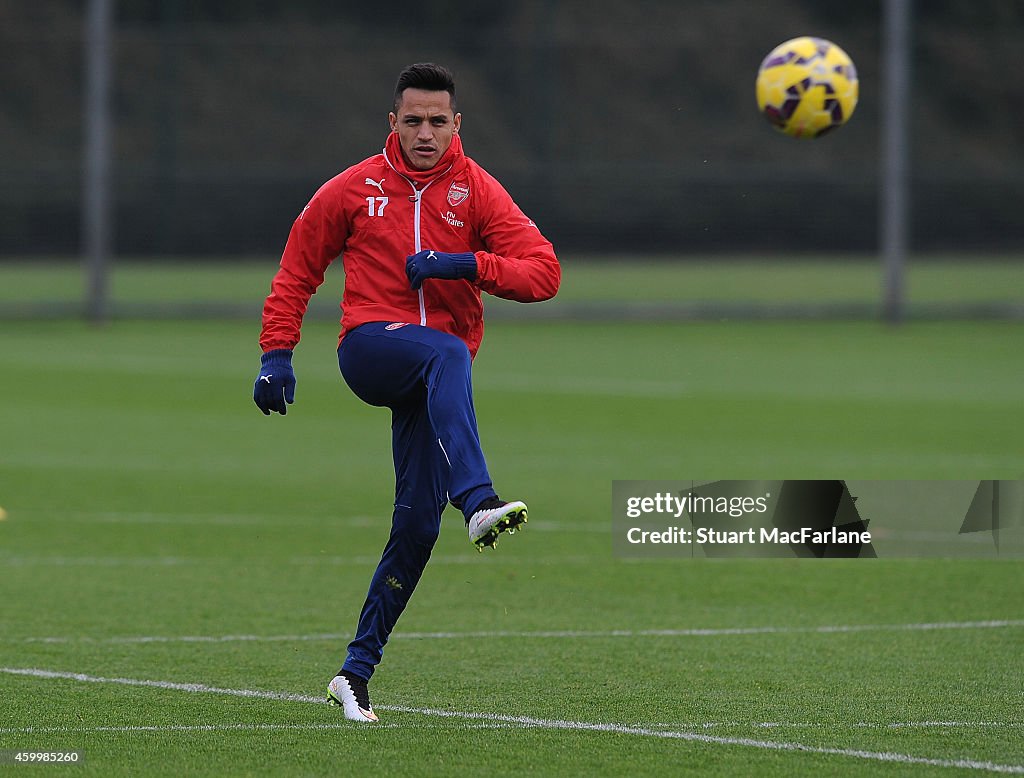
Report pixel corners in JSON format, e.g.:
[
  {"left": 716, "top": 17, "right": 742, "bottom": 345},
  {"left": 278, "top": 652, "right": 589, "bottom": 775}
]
[
  {"left": 468, "top": 498, "right": 528, "bottom": 550},
  {"left": 327, "top": 672, "right": 378, "bottom": 722}
]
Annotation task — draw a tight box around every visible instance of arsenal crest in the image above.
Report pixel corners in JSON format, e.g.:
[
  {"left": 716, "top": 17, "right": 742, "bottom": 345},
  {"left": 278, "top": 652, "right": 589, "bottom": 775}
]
[{"left": 447, "top": 181, "right": 470, "bottom": 207}]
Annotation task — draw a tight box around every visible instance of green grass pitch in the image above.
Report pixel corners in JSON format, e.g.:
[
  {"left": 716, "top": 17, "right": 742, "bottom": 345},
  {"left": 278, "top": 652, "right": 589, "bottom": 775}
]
[{"left": 1, "top": 310, "right": 1023, "bottom": 774}]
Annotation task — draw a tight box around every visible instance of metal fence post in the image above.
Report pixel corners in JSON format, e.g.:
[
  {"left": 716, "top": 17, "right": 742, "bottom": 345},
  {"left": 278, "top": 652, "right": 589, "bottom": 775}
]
[
  {"left": 881, "top": 0, "right": 912, "bottom": 324},
  {"left": 83, "top": 0, "right": 114, "bottom": 323}
]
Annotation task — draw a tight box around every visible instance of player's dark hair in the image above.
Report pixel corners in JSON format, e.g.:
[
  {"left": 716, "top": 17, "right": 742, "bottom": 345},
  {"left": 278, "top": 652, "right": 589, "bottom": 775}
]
[{"left": 394, "top": 63, "right": 457, "bottom": 112}]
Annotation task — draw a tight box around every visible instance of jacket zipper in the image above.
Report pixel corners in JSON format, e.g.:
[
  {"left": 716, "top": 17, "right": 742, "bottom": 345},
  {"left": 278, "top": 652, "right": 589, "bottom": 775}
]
[
  {"left": 408, "top": 175, "right": 447, "bottom": 326},
  {"left": 411, "top": 186, "right": 427, "bottom": 325},
  {"left": 383, "top": 151, "right": 453, "bottom": 328}
]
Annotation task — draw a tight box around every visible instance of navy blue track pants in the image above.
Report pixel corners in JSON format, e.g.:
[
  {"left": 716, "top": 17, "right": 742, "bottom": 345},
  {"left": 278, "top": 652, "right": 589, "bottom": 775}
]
[{"left": 337, "top": 322, "right": 496, "bottom": 680}]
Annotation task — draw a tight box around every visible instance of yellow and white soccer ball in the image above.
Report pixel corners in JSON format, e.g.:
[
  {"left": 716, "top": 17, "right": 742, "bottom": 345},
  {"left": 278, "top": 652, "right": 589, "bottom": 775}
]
[{"left": 756, "top": 36, "right": 859, "bottom": 138}]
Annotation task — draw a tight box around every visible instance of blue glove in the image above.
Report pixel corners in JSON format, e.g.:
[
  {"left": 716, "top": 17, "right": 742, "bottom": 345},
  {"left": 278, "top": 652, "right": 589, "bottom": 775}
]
[
  {"left": 253, "top": 349, "right": 296, "bottom": 415},
  {"left": 405, "top": 250, "right": 477, "bottom": 290}
]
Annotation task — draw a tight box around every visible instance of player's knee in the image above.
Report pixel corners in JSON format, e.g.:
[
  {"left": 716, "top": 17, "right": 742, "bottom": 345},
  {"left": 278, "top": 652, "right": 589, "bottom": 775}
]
[{"left": 433, "top": 335, "right": 471, "bottom": 369}]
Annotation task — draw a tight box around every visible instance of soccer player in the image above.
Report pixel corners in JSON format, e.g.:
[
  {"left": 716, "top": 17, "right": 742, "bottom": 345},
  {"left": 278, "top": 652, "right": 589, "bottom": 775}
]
[{"left": 252, "top": 63, "right": 559, "bottom": 722}]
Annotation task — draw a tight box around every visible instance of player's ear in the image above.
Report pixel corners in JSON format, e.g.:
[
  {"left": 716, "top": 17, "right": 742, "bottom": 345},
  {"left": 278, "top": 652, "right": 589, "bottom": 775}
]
[
  {"left": 453, "top": 113, "right": 461, "bottom": 133},
  {"left": 388, "top": 112, "right": 398, "bottom": 133}
]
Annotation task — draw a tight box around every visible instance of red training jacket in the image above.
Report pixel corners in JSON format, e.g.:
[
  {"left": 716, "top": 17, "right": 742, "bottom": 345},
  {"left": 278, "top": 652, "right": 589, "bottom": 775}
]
[{"left": 260, "top": 132, "right": 560, "bottom": 359}]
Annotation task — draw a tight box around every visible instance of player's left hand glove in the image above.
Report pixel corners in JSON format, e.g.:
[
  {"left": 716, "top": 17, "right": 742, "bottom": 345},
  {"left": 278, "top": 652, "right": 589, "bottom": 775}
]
[
  {"left": 405, "top": 250, "right": 477, "bottom": 290},
  {"left": 253, "top": 349, "right": 296, "bottom": 415}
]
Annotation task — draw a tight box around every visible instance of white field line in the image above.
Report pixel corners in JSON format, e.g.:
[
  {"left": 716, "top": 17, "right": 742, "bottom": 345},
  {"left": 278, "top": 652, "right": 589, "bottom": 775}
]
[
  {"left": 12, "top": 619, "right": 1024, "bottom": 645},
  {"left": 289, "top": 552, "right": 599, "bottom": 567},
  {"left": 646, "top": 721, "right": 1024, "bottom": 730},
  {"left": 1, "top": 720, "right": 1020, "bottom": 736},
  {"left": 1, "top": 667, "right": 1021, "bottom": 775},
  {"left": 0, "top": 553, "right": 598, "bottom": 568},
  {"left": 474, "top": 373, "right": 1024, "bottom": 405},
  {"left": 0, "top": 510, "right": 364, "bottom": 526},
  {"left": 0, "top": 509, "right": 608, "bottom": 533},
  {"left": 0, "top": 722, "right": 515, "bottom": 735},
  {"left": 0, "top": 556, "right": 196, "bottom": 567}
]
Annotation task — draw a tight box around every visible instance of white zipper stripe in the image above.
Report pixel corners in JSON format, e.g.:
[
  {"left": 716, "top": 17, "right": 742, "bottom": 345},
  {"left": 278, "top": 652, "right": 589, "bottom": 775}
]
[
  {"left": 412, "top": 191, "right": 426, "bottom": 325},
  {"left": 381, "top": 148, "right": 454, "bottom": 328},
  {"left": 410, "top": 177, "right": 446, "bottom": 326}
]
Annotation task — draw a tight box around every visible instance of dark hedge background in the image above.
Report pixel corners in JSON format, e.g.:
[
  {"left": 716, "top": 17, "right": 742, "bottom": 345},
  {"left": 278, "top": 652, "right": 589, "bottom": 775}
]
[{"left": 3, "top": 0, "right": 1022, "bottom": 255}]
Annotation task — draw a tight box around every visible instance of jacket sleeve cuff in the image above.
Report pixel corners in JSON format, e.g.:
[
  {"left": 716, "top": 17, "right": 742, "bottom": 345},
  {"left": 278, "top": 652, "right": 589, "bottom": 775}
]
[
  {"left": 451, "top": 252, "right": 479, "bottom": 281},
  {"left": 261, "top": 348, "right": 294, "bottom": 367}
]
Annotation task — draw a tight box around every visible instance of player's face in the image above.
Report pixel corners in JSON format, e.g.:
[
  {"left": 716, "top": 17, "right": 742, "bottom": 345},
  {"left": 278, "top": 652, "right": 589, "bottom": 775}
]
[{"left": 389, "top": 89, "right": 461, "bottom": 170}]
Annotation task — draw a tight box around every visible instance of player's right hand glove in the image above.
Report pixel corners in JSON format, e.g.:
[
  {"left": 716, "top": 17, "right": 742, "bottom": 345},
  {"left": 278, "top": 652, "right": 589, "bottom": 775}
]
[{"left": 253, "top": 349, "right": 296, "bottom": 415}]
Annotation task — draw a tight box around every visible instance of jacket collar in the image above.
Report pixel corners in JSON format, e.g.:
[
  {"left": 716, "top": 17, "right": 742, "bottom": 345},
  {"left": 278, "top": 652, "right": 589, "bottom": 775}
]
[{"left": 383, "top": 131, "right": 466, "bottom": 187}]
